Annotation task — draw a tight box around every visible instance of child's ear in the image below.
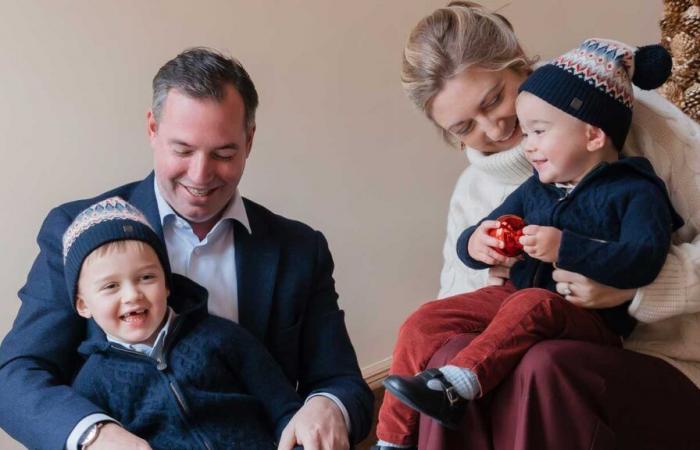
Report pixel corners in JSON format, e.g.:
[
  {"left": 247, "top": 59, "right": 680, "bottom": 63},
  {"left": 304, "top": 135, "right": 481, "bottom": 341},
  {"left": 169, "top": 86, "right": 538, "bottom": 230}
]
[
  {"left": 585, "top": 125, "right": 607, "bottom": 152},
  {"left": 75, "top": 296, "right": 92, "bottom": 319}
]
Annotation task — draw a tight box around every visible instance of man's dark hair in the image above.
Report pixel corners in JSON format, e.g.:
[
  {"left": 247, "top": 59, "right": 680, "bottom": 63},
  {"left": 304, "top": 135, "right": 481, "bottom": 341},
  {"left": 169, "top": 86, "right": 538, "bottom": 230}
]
[{"left": 152, "top": 47, "right": 259, "bottom": 130}]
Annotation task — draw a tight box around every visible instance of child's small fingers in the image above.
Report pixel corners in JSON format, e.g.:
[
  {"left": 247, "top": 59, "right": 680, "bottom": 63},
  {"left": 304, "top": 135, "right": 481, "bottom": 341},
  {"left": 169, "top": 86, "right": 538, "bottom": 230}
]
[
  {"left": 519, "top": 235, "right": 534, "bottom": 246},
  {"left": 521, "top": 224, "right": 537, "bottom": 235},
  {"left": 488, "top": 249, "right": 508, "bottom": 264},
  {"left": 486, "top": 236, "right": 504, "bottom": 248},
  {"left": 481, "top": 220, "right": 501, "bottom": 230},
  {"left": 522, "top": 245, "right": 537, "bottom": 256}
]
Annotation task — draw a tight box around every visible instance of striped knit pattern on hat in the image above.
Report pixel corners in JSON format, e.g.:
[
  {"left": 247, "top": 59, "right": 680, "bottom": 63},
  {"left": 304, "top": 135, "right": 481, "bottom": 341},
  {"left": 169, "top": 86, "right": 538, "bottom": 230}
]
[
  {"left": 62, "top": 196, "right": 171, "bottom": 308},
  {"left": 553, "top": 39, "right": 635, "bottom": 107},
  {"left": 518, "top": 38, "right": 661, "bottom": 150},
  {"left": 63, "top": 197, "right": 155, "bottom": 262}
]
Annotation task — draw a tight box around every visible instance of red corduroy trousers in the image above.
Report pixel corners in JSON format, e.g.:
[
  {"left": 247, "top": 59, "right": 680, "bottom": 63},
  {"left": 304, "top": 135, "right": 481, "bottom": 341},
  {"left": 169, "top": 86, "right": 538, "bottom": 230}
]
[{"left": 376, "top": 283, "right": 621, "bottom": 446}]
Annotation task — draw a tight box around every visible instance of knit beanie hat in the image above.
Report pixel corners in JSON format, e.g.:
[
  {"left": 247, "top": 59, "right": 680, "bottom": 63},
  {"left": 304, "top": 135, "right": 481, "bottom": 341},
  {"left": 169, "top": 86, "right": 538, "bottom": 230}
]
[
  {"left": 519, "top": 38, "right": 672, "bottom": 150},
  {"left": 62, "top": 196, "right": 171, "bottom": 307}
]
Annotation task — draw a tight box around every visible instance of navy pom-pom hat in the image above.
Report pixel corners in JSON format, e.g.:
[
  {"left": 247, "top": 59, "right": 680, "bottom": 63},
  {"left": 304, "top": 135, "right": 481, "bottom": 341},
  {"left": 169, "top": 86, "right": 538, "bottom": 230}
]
[
  {"left": 519, "top": 38, "right": 672, "bottom": 150},
  {"left": 62, "top": 196, "right": 172, "bottom": 308}
]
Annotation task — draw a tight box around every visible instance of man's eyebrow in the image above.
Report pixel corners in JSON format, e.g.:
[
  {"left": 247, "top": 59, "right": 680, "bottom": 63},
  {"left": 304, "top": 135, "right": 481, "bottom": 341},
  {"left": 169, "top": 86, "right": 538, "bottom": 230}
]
[
  {"left": 168, "top": 139, "right": 193, "bottom": 148},
  {"left": 447, "top": 82, "right": 501, "bottom": 132},
  {"left": 168, "top": 139, "right": 240, "bottom": 150}
]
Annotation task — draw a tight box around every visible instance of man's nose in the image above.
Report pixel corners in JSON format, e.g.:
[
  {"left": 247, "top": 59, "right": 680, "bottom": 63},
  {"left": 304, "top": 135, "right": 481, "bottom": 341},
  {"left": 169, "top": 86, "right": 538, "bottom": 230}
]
[{"left": 188, "top": 152, "right": 214, "bottom": 184}]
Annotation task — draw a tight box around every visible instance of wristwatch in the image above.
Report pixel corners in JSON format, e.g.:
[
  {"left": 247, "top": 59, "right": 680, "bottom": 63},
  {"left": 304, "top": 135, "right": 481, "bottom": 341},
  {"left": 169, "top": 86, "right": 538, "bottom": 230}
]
[{"left": 78, "top": 422, "right": 105, "bottom": 449}]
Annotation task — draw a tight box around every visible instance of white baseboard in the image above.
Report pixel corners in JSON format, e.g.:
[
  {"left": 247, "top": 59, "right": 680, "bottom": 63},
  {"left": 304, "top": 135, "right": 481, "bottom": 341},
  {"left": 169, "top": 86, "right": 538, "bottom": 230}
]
[{"left": 361, "top": 357, "right": 392, "bottom": 390}]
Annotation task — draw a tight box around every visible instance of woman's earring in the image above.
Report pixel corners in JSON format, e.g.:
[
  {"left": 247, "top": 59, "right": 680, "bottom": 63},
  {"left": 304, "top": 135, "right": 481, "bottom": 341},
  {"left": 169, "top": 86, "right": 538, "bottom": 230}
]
[{"left": 460, "top": 142, "right": 466, "bottom": 151}]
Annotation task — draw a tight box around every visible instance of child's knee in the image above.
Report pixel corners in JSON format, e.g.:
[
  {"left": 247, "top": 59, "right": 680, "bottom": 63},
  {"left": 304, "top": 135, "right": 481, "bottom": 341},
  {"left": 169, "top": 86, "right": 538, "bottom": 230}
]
[
  {"left": 398, "top": 300, "right": 447, "bottom": 341},
  {"left": 501, "top": 288, "right": 563, "bottom": 310}
]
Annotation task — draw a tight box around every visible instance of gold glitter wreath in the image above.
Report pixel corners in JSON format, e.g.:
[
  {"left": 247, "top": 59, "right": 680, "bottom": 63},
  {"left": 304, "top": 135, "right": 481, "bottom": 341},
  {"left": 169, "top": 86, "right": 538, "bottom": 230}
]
[{"left": 660, "top": 0, "right": 700, "bottom": 121}]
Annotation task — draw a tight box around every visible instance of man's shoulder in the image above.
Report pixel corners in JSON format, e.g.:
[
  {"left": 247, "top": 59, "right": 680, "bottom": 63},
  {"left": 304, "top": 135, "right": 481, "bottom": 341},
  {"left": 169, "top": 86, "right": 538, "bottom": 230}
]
[
  {"left": 37, "top": 176, "right": 152, "bottom": 239},
  {"left": 242, "top": 197, "right": 320, "bottom": 239},
  {"left": 54, "top": 177, "right": 149, "bottom": 218}
]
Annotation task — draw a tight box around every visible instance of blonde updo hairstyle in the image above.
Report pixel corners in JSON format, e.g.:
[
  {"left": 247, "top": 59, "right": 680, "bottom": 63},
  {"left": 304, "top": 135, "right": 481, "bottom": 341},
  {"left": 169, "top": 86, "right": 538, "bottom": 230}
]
[{"left": 402, "top": 1, "right": 537, "bottom": 146}]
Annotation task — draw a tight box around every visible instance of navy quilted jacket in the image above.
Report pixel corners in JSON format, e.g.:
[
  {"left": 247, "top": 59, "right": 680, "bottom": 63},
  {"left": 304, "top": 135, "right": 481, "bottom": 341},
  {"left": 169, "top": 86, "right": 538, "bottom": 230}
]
[
  {"left": 457, "top": 157, "right": 684, "bottom": 337},
  {"left": 72, "top": 275, "right": 302, "bottom": 450}
]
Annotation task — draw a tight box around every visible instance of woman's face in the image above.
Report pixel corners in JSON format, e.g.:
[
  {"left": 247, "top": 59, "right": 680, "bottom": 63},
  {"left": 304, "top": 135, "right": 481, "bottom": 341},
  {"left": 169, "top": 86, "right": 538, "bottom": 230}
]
[{"left": 431, "top": 67, "right": 527, "bottom": 153}]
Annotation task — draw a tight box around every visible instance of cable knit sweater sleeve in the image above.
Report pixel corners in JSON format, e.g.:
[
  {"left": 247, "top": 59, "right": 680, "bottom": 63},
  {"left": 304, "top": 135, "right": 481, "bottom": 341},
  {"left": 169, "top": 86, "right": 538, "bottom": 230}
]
[{"left": 624, "top": 88, "right": 700, "bottom": 323}]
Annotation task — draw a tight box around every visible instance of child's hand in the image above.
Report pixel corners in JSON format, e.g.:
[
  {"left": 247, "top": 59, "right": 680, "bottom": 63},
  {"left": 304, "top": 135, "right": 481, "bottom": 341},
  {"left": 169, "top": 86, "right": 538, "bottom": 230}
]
[
  {"left": 519, "top": 225, "right": 562, "bottom": 262},
  {"left": 468, "top": 220, "right": 510, "bottom": 265}
]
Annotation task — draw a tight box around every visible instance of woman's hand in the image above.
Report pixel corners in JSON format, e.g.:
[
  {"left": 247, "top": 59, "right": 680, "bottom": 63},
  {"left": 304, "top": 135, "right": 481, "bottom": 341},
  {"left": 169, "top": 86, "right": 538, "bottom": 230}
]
[
  {"left": 552, "top": 267, "right": 636, "bottom": 308},
  {"left": 519, "top": 225, "right": 561, "bottom": 262},
  {"left": 486, "top": 257, "right": 518, "bottom": 286},
  {"left": 468, "top": 220, "right": 511, "bottom": 266}
]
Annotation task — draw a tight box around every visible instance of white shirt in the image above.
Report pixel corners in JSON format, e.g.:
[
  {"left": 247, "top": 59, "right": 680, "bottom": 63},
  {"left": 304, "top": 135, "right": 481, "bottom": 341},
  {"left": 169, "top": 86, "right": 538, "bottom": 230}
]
[{"left": 155, "top": 179, "right": 250, "bottom": 322}]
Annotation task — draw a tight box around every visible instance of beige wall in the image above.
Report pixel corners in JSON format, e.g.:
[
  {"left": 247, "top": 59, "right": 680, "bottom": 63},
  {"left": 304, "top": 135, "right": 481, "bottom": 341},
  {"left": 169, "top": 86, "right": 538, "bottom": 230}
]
[{"left": 0, "top": 1, "right": 661, "bottom": 447}]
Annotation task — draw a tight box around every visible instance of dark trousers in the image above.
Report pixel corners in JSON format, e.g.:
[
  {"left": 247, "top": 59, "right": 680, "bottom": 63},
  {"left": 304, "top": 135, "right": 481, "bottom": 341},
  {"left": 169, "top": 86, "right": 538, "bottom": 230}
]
[
  {"left": 419, "top": 335, "right": 700, "bottom": 450},
  {"left": 376, "top": 284, "right": 621, "bottom": 446}
]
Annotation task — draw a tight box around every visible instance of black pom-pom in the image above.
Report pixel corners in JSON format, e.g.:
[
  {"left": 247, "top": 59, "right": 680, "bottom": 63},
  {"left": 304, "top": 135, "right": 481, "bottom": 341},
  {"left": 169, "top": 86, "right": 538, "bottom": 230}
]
[{"left": 632, "top": 44, "right": 672, "bottom": 90}]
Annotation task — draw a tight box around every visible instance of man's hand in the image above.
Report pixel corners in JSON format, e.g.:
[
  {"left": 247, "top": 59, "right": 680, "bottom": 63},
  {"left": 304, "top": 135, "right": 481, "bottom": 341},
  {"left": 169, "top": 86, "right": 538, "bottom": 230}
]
[
  {"left": 552, "top": 267, "right": 636, "bottom": 308},
  {"left": 277, "top": 396, "right": 349, "bottom": 450},
  {"left": 468, "top": 220, "right": 511, "bottom": 266},
  {"left": 89, "top": 423, "right": 152, "bottom": 450},
  {"left": 519, "top": 225, "right": 561, "bottom": 262}
]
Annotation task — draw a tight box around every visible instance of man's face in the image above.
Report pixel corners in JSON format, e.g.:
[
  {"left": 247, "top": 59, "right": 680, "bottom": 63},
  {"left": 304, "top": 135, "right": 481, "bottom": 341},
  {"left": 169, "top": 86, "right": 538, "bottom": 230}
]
[
  {"left": 147, "top": 85, "right": 254, "bottom": 236},
  {"left": 76, "top": 241, "right": 169, "bottom": 346}
]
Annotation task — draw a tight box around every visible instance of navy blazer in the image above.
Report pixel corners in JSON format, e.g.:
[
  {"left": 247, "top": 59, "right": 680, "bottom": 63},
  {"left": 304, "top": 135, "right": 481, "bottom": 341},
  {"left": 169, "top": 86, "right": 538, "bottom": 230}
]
[{"left": 0, "top": 173, "right": 373, "bottom": 449}]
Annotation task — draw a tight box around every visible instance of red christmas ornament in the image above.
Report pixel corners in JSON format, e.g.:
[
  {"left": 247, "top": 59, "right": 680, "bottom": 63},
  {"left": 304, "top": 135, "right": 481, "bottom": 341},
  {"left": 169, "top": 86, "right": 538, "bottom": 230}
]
[{"left": 487, "top": 214, "right": 526, "bottom": 257}]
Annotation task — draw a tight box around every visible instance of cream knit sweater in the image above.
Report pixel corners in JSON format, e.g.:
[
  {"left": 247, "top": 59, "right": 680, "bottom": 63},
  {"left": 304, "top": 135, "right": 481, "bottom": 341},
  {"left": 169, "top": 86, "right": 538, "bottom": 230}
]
[{"left": 439, "top": 88, "right": 700, "bottom": 388}]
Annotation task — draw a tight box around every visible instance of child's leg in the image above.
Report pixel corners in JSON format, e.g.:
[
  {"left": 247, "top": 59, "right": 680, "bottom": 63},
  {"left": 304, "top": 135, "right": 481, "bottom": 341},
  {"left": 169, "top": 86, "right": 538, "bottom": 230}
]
[
  {"left": 448, "top": 288, "right": 622, "bottom": 396},
  {"left": 376, "top": 284, "right": 516, "bottom": 446}
]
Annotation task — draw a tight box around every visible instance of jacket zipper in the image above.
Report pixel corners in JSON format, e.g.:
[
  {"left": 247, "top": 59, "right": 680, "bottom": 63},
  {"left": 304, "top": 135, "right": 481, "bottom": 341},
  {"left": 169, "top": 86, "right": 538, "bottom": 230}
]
[{"left": 108, "top": 323, "right": 213, "bottom": 450}]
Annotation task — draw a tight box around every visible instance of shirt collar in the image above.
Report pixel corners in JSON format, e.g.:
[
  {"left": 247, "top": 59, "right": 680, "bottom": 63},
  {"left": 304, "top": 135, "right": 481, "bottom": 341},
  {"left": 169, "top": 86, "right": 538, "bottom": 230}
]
[
  {"left": 554, "top": 181, "right": 577, "bottom": 193},
  {"left": 153, "top": 177, "right": 251, "bottom": 234},
  {"left": 106, "top": 307, "right": 177, "bottom": 356}
]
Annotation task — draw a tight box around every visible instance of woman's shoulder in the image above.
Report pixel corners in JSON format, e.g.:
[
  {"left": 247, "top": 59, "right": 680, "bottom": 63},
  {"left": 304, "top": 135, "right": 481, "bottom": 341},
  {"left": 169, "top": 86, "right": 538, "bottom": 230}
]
[
  {"left": 630, "top": 88, "right": 700, "bottom": 149},
  {"left": 626, "top": 88, "right": 700, "bottom": 181}
]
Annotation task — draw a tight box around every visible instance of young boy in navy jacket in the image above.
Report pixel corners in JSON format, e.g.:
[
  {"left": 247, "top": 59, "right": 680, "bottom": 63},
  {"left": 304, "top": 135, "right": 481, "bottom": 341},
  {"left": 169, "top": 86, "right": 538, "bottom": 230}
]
[
  {"left": 64, "top": 196, "right": 302, "bottom": 450},
  {"left": 377, "top": 39, "right": 684, "bottom": 448}
]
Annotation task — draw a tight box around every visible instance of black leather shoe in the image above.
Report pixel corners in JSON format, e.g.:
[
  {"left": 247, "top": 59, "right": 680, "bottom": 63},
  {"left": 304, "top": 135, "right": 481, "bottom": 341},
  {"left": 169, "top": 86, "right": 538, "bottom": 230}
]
[{"left": 383, "top": 368, "right": 465, "bottom": 429}]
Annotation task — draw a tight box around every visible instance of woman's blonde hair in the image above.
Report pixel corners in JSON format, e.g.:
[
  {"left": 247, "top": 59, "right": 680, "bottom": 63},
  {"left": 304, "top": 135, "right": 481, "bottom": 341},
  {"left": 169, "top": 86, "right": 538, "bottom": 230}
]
[{"left": 401, "top": 1, "right": 536, "bottom": 144}]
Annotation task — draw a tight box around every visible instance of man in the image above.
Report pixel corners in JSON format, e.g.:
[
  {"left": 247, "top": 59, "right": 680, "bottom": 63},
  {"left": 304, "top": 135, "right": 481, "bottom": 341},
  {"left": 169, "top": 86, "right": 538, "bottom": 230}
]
[{"left": 0, "top": 48, "right": 373, "bottom": 450}]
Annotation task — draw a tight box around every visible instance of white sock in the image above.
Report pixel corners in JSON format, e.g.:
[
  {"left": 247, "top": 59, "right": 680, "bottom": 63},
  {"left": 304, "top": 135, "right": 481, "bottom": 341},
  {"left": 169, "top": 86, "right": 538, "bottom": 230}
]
[
  {"left": 437, "top": 365, "right": 481, "bottom": 400},
  {"left": 376, "top": 439, "right": 413, "bottom": 448}
]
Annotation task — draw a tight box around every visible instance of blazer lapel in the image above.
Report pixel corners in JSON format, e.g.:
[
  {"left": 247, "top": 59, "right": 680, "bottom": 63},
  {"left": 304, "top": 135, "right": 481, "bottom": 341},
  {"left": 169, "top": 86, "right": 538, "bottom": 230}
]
[
  {"left": 236, "top": 200, "right": 279, "bottom": 341},
  {"left": 129, "top": 172, "right": 164, "bottom": 241}
]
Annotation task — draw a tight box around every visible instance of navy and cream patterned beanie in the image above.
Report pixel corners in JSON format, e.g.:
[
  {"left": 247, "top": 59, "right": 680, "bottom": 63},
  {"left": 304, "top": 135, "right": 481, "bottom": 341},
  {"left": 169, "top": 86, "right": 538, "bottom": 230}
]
[
  {"left": 62, "top": 196, "right": 171, "bottom": 307},
  {"left": 519, "top": 38, "right": 672, "bottom": 150}
]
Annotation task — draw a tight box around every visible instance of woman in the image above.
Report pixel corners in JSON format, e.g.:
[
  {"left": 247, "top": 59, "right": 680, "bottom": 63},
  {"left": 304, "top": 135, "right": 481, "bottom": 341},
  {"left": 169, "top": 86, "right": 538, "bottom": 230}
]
[{"left": 374, "top": 2, "right": 700, "bottom": 449}]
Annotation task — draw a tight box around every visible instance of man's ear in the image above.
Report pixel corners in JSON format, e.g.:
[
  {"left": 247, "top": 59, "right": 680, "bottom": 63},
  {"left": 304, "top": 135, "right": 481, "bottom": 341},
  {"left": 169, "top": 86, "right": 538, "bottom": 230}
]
[
  {"left": 245, "top": 125, "right": 256, "bottom": 158},
  {"left": 585, "top": 125, "right": 607, "bottom": 152},
  {"left": 75, "top": 296, "right": 92, "bottom": 319},
  {"left": 146, "top": 110, "right": 158, "bottom": 140}
]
